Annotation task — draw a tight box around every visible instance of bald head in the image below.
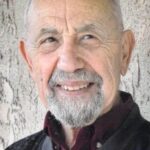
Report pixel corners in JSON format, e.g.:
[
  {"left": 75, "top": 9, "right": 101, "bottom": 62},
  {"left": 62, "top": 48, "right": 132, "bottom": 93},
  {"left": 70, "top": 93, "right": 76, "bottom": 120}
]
[{"left": 23, "top": 0, "right": 124, "bottom": 38}]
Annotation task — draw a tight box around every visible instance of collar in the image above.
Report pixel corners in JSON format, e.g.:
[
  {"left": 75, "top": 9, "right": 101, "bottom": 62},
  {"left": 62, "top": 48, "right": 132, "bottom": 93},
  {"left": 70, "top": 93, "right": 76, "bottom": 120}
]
[{"left": 44, "top": 91, "right": 134, "bottom": 150}]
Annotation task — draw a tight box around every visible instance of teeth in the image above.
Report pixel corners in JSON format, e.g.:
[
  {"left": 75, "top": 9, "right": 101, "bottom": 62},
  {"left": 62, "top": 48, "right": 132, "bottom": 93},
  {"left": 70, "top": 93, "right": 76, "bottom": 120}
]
[{"left": 61, "top": 84, "right": 89, "bottom": 91}]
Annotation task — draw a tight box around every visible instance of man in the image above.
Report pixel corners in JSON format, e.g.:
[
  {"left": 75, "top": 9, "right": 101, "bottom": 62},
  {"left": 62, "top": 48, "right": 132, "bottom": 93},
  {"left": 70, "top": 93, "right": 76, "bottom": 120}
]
[{"left": 6, "top": 0, "right": 150, "bottom": 149}]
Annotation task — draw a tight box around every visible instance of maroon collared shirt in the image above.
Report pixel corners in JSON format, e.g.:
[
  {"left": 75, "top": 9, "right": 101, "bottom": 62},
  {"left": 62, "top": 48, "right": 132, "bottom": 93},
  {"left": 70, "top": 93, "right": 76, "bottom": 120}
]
[{"left": 44, "top": 91, "right": 134, "bottom": 150}]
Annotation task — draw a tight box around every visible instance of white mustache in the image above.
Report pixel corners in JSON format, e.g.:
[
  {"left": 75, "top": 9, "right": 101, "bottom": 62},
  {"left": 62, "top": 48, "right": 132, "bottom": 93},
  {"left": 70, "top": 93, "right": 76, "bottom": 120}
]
[{"left": 48, "top": 69, "right": 103, "bottom": 87}]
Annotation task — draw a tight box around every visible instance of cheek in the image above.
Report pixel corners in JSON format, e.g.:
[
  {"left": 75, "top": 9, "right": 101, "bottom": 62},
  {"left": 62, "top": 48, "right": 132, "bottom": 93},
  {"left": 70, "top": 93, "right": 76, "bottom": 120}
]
[
  {"left": 33, "top": 53, "right": 58, "bottom": 106},
  {"left": 82, "top": 48, "right": 121, "bottom": 108}
]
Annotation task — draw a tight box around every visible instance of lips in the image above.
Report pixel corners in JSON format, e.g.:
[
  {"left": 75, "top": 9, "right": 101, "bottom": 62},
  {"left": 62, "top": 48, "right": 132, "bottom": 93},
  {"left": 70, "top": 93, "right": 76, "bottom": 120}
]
[{"left": 61, "top": 83, "right": 89, "bottom": 91}]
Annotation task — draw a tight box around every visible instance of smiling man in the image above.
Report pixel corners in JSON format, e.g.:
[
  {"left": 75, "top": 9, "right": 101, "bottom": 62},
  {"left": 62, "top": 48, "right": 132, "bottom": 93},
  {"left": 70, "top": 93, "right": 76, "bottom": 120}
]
[{"left": 6, "top": 0, "right": 150, "bottom": 150}]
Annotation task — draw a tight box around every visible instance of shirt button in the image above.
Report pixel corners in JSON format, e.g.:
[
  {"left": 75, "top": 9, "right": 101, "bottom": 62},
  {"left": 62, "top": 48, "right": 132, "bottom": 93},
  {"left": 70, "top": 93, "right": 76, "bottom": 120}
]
[
  {"left": 96, "top": 142, "right": 102, "bottom": 149},
  {"left": 54, "top": 132, "right": 59, "bottom": 135},
  {"left": 54, "top": 145, "right": 58, "bottom": 149}
]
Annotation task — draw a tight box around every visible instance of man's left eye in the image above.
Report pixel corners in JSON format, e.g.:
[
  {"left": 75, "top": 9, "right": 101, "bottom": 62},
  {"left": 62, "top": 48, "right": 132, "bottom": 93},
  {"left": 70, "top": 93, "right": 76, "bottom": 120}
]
[
  {"left": 82, "top": 34, "right": 95, "bottom": 40},
  {"left": 79, "top": 34, "right": 101, "bottom": 49}
]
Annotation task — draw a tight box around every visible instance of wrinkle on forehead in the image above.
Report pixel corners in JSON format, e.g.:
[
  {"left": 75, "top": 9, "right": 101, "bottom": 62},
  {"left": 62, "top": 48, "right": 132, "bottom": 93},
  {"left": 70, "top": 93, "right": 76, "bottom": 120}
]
[
  {"left": 64, "top": 0, "right": 122, "bottom": 38},
  {"left": 29, "top": 0, "right": 66, "bottom": 18},
  {"left": 28, "top": 0, "right": 121, "bottom": 22},
  {"left": 26, "top": 0, "right": 123, "bottom": 39}
]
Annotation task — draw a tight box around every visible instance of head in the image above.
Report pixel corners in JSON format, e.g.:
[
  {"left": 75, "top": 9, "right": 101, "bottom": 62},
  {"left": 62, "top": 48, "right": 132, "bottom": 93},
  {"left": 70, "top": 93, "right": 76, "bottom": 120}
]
[{"left": 20, "top": 0, "right": 135, "bottom": 127}]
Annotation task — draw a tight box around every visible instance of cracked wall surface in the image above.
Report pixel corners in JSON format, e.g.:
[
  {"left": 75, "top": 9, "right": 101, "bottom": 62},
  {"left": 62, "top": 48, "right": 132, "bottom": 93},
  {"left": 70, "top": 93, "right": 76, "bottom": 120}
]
[{"left": 0, "top": 0, "right": 150, "bottom": 149}]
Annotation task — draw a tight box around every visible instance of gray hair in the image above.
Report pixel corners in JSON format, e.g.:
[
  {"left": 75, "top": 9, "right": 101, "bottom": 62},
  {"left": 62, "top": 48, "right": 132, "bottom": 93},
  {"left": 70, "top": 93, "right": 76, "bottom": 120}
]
[
  {"left": 110, "top": 0, "right": 124, "bottom": 31},
  {"left": 23, "top": 0, "right": 32, "bottom": 38},
  {"left": 23, "top": 0, "right": 124, "bottom": 38}
]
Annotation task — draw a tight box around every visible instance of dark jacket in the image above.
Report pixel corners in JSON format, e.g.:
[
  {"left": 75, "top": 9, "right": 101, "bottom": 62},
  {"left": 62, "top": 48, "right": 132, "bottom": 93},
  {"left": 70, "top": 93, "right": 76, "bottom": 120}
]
[{"left": 6, "top": 103, "right": 150, "bottom": 150}]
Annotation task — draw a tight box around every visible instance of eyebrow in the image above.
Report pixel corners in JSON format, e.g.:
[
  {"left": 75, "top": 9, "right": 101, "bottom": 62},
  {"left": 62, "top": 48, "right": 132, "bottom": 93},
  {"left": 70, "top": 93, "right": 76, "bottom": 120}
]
[
  {"left": 35, "top": 27, "right": 59, "bottom": 41},
  {"left": 75, "top": 24, "right": 98, "bottom": 32},
  {"left": 35, "top": 23, "right": 107, "bottom": 41},
  {"left": 75, "top": 23, "right": 108, "bottom": 39}
]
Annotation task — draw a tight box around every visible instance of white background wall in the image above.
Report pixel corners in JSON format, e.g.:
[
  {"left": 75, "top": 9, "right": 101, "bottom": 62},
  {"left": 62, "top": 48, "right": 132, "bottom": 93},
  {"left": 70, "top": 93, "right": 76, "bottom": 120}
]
[{"left": 0, "top": 0, "right": 150, "bottom": 149}]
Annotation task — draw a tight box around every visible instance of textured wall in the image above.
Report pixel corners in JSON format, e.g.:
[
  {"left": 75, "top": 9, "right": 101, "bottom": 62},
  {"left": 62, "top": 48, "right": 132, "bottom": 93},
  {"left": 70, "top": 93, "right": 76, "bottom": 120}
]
[{"left": 0, "top": 0, "right": 150, "bottom": 149}]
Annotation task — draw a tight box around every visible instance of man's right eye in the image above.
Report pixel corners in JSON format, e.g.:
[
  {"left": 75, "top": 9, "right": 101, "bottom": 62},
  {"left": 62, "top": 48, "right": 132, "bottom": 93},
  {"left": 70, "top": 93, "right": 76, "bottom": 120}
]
[
  {"left": 41, "top": 37, "right": 57, "bottom": 44},
  {"left": 37, "top": 37, "right": 59, "bottom": 53}
]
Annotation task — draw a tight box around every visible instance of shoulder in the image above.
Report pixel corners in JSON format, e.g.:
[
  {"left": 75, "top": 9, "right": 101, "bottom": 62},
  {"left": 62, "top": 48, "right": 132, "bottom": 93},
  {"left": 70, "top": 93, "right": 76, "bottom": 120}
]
[
  {"left": 139, "top": 119, "right": 150, "bottom": 134},
  {"left": 5, "top": 130, "right": 47, "bottom": 150},
  {"left": 116, "top": 104, "right": 150, "bottom": 150},
  {"left": 128, "top": 119, "right": 150, "bottom": 150},
  {"left": 135, "top": 119, "right": 150, "bottom": 141}
]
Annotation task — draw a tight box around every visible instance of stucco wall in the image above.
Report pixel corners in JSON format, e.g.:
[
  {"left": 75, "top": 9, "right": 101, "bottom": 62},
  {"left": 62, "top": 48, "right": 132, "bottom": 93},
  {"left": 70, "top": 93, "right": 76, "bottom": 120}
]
[{"left": 0, "top": 0, "right": 150, "bottom": 149}]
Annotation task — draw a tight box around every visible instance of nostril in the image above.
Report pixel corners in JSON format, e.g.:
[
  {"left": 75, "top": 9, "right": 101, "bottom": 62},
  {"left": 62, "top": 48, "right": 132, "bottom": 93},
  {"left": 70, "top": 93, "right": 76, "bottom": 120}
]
[
  {"left": 57, "top": 84, "right": 61, "bottom": 87},
  {"left": 57, "top": 55, "right": 85, "bottom": 73}
]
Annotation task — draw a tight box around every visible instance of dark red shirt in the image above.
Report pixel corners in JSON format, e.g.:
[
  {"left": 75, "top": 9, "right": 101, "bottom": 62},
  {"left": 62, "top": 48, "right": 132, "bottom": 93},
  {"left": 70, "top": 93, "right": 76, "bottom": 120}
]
[{"left": 44, "top": 91, "right": 134, "bottom": 150}]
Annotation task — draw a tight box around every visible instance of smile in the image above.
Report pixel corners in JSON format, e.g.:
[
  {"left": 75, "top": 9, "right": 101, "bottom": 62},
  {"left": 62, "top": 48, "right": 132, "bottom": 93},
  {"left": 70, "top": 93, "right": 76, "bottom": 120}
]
[
  {"left": 55, "top": 82, "right": 95, "bottom": 92},
  {"left": 61, "top": 83, "right": 90, "bottom": 91}
]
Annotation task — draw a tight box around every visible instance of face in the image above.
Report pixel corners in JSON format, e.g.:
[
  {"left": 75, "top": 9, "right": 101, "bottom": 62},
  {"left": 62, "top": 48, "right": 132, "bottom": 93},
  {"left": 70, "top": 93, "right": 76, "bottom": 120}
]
[{"left": 20, "top": 0, "right": 135, "bottom": 127}]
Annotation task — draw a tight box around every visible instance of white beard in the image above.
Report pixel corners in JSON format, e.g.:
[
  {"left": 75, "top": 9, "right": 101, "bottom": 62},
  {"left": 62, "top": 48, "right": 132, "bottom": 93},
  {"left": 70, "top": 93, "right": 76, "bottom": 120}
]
[
  {"left": 47, "top": 69, "right": 104, "bottom": 127},
  {"left": 47, "top": 88, "right": 104, "bottom": 128}
]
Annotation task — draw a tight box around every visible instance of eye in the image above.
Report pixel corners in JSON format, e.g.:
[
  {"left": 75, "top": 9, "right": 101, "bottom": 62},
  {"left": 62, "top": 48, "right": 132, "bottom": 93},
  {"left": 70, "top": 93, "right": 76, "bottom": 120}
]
[
  {"left": 81, "top": 34, "right": 95, "bottom": 40},
  {"left": 41, "top": 37, "right": 57, "bottom": 44},
  {"left": 38, "top": 36, "right": 60, "bottom": 53},
  {"left": 79, "top": 34, "right": 101, "bottom": 49}
]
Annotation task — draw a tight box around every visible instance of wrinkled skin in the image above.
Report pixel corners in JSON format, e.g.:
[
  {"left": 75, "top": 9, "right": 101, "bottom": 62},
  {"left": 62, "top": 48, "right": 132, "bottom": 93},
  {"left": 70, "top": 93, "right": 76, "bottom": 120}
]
[{"left": 20, "top": 0, "right": 135, "bottom": 147}]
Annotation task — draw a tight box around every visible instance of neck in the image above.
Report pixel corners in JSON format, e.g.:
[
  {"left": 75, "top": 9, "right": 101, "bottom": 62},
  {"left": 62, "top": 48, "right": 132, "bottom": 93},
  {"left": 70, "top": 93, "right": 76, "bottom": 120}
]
[
  {"left": 61, "top": 93, "right": 121, "bottom": 148},
  {"left": 62, "top": 124, "right": 81, "bottom": 149}
]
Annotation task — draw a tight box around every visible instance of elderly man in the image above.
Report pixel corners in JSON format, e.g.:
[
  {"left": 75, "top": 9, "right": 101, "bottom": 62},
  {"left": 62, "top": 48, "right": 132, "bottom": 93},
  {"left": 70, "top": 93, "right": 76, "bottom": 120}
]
[{"left": 6, "top": 0, "right": 150, "bottom": 150}]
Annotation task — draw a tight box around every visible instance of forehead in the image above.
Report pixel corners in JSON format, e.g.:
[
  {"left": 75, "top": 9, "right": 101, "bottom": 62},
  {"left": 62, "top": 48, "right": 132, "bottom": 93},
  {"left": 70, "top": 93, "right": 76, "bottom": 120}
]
[
  {"left": 29, "top": 0, "right": 114, "bottom": 23},
  {"left": 27, "top": 0, "right": 120, "bottom": 39}
]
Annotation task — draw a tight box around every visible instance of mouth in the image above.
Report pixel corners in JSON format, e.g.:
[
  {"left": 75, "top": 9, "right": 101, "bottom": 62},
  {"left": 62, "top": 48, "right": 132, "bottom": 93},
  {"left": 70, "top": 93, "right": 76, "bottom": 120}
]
[
  {"left": 58, "top": 82, "right": 94, "bottom": 91},
  {"left": 52, "top": 81, "right": 96, "bottom": 96}
]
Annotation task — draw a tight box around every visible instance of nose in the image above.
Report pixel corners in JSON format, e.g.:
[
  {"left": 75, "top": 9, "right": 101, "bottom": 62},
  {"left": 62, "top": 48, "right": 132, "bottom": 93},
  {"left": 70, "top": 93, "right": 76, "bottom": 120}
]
[{"left": 57, "top": 39, "right": 85, "bottom": 72}]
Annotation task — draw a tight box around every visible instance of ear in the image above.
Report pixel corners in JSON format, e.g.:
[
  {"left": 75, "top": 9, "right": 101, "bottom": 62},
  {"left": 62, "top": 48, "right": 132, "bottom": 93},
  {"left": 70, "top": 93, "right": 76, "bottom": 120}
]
[
  {"left": 19, "top": 40, "right": 35, "bottom": 80},
  {"left": 120, "top": 30, "right": 135, "bottom": 76}
]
